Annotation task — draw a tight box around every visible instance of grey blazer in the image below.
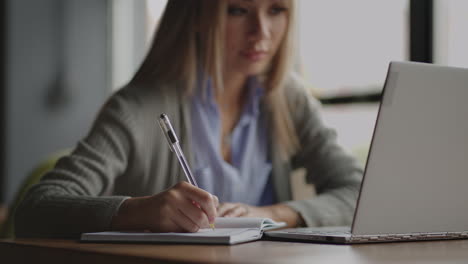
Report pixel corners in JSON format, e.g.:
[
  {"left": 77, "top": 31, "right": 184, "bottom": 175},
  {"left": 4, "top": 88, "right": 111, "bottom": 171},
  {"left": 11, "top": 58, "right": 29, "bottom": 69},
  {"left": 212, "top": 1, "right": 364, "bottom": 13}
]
[{"left": 15, "top": 77, "right": 363, "bottom": 238}]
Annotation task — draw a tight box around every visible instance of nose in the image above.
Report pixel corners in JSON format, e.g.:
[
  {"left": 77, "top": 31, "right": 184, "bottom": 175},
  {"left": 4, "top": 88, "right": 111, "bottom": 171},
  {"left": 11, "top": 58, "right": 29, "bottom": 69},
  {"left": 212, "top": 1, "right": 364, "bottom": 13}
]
[{"left": 248, "top": 13, "right": 270, "bottom": 42}]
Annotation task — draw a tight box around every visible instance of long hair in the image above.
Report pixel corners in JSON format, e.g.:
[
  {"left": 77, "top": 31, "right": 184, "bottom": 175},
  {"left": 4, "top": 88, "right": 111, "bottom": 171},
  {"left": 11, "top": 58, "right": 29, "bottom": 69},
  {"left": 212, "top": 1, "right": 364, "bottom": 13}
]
[{"left": 131, "top": 0, "right": 299, "bottom": 158}]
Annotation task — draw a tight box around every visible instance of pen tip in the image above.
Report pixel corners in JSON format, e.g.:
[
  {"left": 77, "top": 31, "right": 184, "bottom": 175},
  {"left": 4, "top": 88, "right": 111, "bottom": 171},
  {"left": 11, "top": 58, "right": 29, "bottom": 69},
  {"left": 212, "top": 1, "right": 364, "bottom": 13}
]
[{"left": 160, "top": 113, "right": 166, "bottom": 119}]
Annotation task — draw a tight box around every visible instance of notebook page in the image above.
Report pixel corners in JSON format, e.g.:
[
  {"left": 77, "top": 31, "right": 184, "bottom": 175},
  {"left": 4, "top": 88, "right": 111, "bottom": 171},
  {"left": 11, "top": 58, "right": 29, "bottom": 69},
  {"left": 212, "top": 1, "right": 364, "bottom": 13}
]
[
  {"left": 214, "top": 217, "right": 265, "bottom": 229},
  {"left": 87, "top": 228, "right": 251, "bottom": 238},
  {"left": 81, "top": 228, "right": 263, "bottom": 245},
  {"left": 214, "top": 217, "right": 286, "bottom": 230}
]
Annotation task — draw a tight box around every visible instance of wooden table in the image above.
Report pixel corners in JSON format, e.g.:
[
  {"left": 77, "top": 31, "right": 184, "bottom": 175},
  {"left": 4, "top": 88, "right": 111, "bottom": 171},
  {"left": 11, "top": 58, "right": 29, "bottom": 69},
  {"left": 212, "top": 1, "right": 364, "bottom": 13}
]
[{"left": 1, "top": 238, "right": 468, "bottom": 264}]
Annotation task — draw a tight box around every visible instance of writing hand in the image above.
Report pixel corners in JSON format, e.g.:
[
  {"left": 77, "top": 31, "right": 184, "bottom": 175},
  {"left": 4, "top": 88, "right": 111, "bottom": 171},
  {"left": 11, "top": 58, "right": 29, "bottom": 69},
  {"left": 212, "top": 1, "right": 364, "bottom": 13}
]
[{"left": 111, "top": 181, "right": 218, "bottom": 232}]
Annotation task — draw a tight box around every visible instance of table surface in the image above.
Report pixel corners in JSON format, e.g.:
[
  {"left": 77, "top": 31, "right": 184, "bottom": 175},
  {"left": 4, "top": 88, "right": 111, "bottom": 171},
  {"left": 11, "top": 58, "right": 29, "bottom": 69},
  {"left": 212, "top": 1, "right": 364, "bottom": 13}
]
[{"left": 2, "top": 238, "right": 468, "bottom": 264}]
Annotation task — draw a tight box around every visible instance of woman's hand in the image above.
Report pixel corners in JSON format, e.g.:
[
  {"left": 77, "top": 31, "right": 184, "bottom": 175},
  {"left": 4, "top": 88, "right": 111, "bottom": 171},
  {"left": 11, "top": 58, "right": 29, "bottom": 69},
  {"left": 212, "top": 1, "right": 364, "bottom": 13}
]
[
  {"left": 217, "top": 202, "right": 305, "bottom": 228},
  {"left": 111, "top": 181, "right": 218, "bottom": 233},
  {"left": 217, "top": 202, "right": 272, "bottom": 218}
]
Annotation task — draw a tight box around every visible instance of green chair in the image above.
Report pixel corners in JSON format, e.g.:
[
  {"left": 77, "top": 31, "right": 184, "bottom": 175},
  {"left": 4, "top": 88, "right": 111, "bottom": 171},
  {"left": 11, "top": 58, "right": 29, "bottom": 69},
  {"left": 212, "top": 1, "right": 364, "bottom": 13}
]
[{"left": 0, "top": 150, "right": 69, "bottom": 238}]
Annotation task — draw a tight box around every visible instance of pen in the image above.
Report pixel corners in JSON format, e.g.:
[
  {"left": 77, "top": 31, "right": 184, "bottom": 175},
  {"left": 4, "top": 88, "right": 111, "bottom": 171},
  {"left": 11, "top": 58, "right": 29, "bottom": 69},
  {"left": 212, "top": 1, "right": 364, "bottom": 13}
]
[{"left": 158, "top": 113, "right": 215, "bottom": 230}]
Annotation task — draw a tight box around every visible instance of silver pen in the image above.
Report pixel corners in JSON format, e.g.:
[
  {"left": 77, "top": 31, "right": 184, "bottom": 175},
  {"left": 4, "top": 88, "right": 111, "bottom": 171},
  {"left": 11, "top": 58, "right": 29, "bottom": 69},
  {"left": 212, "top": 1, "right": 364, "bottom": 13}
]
[
  {"left": 158, "top": 113, "right": 198, "bottom": 187},
  {"left": 158, "top": 114, "right": 216, "bottom": 230}
]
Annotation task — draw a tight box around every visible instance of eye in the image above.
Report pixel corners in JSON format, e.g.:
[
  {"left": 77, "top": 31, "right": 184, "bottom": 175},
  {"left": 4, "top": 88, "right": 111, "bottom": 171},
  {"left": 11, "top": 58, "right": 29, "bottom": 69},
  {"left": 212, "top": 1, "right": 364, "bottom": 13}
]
[
  {"left": 228, "top": 5, "right": 248, "bottom": 16},
  {"left": 269, "top": 6, "right": 288, "bottom": 15}
]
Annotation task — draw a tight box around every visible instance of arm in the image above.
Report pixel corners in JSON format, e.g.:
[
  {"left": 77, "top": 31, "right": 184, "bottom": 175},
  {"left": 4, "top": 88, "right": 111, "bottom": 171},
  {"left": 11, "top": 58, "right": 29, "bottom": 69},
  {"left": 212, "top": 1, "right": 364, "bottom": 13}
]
[
  {"left": 15, "top": 88, "right": 218, "bottom": 238},
  {"left": 284, "top": 81, "right": 363, "bottom": 227},
  {"left": 14, "top": 90, "right": 135, "bottom": 238}
]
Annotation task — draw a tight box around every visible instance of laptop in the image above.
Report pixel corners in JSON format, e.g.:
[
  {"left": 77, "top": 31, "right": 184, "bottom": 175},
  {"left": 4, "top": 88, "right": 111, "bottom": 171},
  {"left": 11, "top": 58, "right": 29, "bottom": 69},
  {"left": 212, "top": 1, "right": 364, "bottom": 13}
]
[{"left": 265, "top": 61, "right": 468, "bottom": 244}]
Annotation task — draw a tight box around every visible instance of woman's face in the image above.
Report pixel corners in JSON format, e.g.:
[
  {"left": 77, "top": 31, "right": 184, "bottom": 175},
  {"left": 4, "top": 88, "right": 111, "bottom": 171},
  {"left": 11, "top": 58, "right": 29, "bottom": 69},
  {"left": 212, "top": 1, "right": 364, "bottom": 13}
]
[{"left": 223, "top": 0, "right": 289, "bottom": 78}]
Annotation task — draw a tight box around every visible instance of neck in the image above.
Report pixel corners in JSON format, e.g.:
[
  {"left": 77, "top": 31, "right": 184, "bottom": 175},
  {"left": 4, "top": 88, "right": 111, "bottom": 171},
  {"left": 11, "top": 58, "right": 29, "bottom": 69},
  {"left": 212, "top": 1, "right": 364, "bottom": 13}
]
[
  {"left": 217, "top": 73, "right": 248, "bottom": 110},
  {"left": 216, "top": 73, "right": 250, "bottom": 163}
]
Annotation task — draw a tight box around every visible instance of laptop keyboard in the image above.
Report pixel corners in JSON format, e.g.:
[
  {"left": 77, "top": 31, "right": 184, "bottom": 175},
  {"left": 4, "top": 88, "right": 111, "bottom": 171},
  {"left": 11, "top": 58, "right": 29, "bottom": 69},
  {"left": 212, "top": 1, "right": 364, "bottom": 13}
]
[
  {"left": 269, "top": 227, "right": 468, "bottom": 243},
  {"left": 288, "top": 230, "right": 351, "bottom": 236},
  {"left": 281, "top": 227, "right": 351, "bottom": 236}
]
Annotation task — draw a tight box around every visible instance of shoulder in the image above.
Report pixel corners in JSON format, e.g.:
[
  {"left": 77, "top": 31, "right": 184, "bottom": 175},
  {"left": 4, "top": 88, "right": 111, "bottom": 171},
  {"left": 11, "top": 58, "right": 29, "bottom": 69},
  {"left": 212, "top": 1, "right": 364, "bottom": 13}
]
[
  {"left": 102, "top": 81, "right": 181, "bottom": 120},
  {"left": 109, "top": 81, "right": 172, "bottom": 108},
  {"left": 87, "top": 81, "right": 183, "bottom": 143}
]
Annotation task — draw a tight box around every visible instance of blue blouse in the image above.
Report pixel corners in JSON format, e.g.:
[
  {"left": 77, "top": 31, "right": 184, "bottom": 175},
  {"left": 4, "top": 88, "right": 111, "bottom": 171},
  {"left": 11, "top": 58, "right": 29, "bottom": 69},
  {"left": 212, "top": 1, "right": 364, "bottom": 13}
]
[{"left": 190, "top": 77, "right": 275, "bottom": 206}]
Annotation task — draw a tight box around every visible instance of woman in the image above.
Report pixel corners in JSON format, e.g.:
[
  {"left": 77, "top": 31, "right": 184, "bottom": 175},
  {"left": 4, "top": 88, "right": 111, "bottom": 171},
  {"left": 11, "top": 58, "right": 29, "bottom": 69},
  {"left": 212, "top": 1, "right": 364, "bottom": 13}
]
[{"left": 15, "top": 0, "right": 362, "bottom": 238}]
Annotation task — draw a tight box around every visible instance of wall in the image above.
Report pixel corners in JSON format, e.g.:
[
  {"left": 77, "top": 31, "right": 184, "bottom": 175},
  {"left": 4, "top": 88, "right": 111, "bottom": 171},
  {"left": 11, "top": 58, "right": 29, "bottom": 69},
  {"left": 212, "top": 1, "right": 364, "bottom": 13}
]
[{"left": 3, "top": 0, "right": 110, "bottom": 204}]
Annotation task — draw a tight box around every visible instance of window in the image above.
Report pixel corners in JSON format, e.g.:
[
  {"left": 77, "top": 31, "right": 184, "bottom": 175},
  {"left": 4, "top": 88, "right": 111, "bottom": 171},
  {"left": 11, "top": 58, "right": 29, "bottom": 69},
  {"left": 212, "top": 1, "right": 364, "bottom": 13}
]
[
  {"left": 297, "top": 1, "right": 409, "bottom": 156},
  {"left": 298, "top": 0, "right": 409, "bottom": 97},
  {"left": 434, "top": 0, "right": 468, "bottom": 68},
  {"left": 146, "top": 0, "right": 167, "bottom": 42},
  {"left": 110, "top": 0, "right": 166, "bottom": 91}
]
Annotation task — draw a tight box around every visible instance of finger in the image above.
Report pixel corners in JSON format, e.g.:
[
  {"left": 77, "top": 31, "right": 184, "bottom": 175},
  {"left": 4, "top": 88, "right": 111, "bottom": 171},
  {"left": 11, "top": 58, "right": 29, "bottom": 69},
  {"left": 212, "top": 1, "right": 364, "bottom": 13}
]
[
  {"left": 169, "top": 188, "right": 210, "bottom": 229},
  {"left": 212, "top": 195, "right": 219, "bottom": 208},
  {"left": 170, "top": 208, "right": 201, "bottom": 233},
  {"left": 179, "top": 198, "right": 210, "bottom": 228},
  {"left": 174, "top": 182, "right": 217, "bottom": 223},
  {"left": 223, "top": 205, "right": 248, "bottom": 217},
  {"left": 165, "top": 217, "right": 186, "bottom": 233},
  {"left": 192, "top": 200, "right": 201, "bottom": 208},
  {"left": 217, "top": 203, "right": 237, "bottom": 216}
]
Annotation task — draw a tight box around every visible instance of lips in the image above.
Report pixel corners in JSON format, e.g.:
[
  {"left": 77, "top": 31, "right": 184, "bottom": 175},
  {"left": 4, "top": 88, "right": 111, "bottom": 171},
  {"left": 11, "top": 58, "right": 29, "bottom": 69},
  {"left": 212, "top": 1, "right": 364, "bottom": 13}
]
[{"left": 241, "top": 50, "right": 268, "bottom": 61}]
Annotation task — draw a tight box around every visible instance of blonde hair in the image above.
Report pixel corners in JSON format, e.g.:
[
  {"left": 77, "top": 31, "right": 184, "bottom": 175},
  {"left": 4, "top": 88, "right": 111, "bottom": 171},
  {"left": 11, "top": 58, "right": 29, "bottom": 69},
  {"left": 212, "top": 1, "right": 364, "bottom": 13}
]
[{"left": 131, "top": 0, "right": 299, "bottom": 158}]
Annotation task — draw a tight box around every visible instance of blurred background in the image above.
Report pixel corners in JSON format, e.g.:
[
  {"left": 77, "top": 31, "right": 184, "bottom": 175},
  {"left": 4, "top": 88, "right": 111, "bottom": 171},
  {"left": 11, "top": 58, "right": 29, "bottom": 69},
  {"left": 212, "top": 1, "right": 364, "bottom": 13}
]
[{"left": 0, "top": 0, "right": 467, "bottom": 217}]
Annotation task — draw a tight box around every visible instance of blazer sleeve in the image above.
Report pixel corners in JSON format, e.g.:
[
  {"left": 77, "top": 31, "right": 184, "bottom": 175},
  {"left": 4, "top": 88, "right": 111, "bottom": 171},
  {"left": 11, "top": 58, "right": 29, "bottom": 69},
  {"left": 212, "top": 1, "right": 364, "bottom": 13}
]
[
  {"left": 283, "top": 78, "right": 364, "bottom": 227},
  {"left": 14, "top": 88, "right": 137, "bottom": 238}
]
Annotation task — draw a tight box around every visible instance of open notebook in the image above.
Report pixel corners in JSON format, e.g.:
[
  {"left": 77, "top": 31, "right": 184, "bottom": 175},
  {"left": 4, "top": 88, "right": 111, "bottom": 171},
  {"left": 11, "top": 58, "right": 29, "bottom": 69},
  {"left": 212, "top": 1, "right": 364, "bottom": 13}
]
[{"left": 81, "top": 217, "right": 286, "bottom": 245}]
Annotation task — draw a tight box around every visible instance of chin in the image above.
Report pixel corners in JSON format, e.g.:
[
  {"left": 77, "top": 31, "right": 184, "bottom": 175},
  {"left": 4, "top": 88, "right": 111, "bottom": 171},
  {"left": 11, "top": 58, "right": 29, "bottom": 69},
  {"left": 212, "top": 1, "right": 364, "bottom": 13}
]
[{"left": 238, "top": 64, "right": 269, "bottom": 76}]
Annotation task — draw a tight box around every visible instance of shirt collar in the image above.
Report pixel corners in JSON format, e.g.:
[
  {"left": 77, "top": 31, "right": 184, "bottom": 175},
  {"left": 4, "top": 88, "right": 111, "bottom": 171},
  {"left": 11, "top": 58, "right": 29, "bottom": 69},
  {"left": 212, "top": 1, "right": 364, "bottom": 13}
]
[{"left": 195, "top": 75, "right": 265, "bottom": 121}]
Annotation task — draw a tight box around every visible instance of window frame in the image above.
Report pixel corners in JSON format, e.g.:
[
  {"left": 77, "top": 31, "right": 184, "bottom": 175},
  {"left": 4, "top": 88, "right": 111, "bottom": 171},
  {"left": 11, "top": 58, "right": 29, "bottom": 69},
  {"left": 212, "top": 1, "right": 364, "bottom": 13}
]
[{"left": 319, "top": 0, "right": 433, "bottom": 105}]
